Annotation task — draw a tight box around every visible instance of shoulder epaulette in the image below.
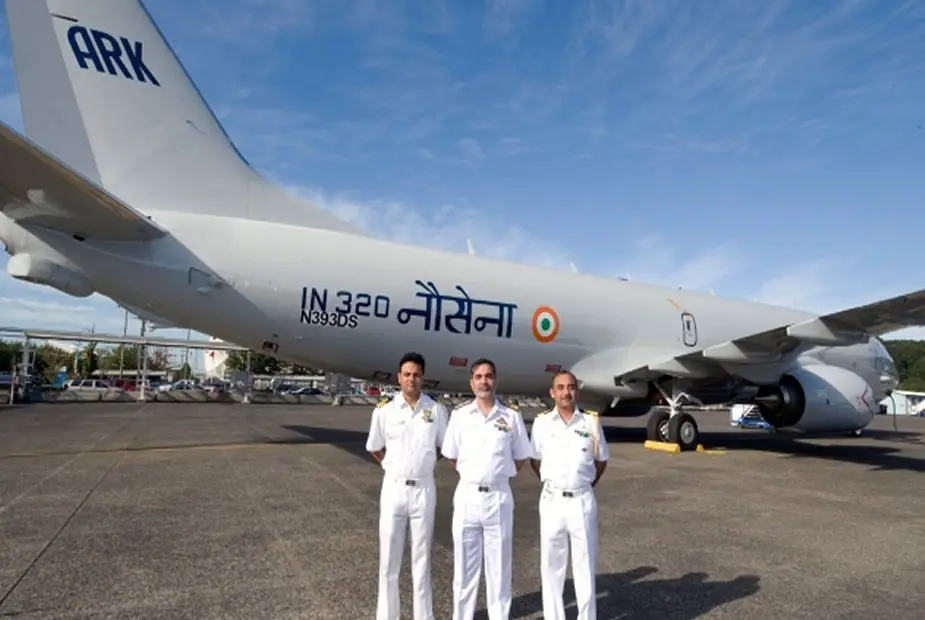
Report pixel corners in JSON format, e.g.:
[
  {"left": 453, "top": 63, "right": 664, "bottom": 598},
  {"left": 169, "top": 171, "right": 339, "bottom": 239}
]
[
  {"left": 376, "top": 398, "right": 390, "bottom": 409},
  {"left": 583, "top": 408, "right": 598, "bottom": 416}
]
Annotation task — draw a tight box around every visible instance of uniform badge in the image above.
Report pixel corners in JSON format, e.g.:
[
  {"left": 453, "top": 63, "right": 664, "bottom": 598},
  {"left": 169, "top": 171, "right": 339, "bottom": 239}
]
[
  {"left": 421, "top": 408, "right": 435, "bottom": 423},
  {"left": 574, "top": 427, "right": 590, "bottom": 438},
  {"left": 494, "top": 417, "right": 510, "bottom": 433}
]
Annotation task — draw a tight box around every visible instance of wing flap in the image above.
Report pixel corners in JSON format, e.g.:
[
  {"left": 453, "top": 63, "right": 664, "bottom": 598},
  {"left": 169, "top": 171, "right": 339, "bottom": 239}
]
[{"left": 0, "top": 122, "right": 166, "bottom": 241}]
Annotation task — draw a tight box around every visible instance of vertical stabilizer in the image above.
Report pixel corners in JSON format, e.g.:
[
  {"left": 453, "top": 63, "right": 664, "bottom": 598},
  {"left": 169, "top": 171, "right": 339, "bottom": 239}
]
[{"left": 3, "top": 0, "right": 362, "bottom": 233}]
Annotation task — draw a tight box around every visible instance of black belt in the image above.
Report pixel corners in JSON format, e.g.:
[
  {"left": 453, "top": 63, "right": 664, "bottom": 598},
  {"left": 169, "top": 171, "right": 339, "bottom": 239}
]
[
  {"left": 544, "top": 483, "right": 590, "bottom": 498},
  {"left": 393, "top": 478, "right": 431, "bottom": 487}
]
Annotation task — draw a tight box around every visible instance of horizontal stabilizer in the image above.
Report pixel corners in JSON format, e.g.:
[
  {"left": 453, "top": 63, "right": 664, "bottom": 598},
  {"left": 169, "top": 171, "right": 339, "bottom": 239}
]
[{"left": 0, "top": 121, "right": 165, "bottom": 241}]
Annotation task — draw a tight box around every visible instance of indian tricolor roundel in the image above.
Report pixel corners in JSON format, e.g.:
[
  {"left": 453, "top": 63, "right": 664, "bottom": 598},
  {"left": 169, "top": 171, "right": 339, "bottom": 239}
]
[{"left": 531, "top": 306, "right": 560, "bottom": 343}]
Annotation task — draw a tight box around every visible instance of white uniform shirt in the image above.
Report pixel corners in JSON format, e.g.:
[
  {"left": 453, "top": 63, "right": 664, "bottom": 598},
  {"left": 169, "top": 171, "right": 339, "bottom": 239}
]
[
  {"left": 530, "top": 407, "right": 610, "bottom": 489},
  {"left": 440, "top": 399, "right": 534, "bottom": 485},
  {"left": 365, "top": 392, "right": 449, "bottom": 481}
]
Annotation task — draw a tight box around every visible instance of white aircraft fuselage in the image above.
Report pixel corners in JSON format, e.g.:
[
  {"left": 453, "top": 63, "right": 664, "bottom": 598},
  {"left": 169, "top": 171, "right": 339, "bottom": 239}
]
[
  {"left": 1, "top": 0, "right": 918, "bottom": 452},
  {"left": 0, "top": 207, "right": 896, "bottom": 432}
]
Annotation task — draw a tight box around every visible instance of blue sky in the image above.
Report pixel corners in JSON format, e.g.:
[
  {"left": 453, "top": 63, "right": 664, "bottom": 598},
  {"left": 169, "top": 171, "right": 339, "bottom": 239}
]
[{"left": 0, "top": 0, "right": 924, "bottom": 369}]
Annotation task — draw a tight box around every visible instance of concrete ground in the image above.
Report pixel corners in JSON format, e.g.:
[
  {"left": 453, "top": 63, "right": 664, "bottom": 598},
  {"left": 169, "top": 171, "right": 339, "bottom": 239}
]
[{"left": 1, "top": 402, "right": 923, "bottom": 619}]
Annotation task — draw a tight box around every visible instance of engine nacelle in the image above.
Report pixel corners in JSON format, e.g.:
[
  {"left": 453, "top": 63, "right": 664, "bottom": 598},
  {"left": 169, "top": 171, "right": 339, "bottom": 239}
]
[
  {"left": 756, "top": 364, "right": 876, "bottom": 433},
  {"left": 7, "top": 253, "right": 95, "bottom": 298}
]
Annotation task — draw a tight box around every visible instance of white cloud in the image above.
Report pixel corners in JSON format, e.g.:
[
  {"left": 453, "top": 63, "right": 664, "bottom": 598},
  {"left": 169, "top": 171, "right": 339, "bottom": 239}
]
[
  {"left": 457, "top": 137, "right": 484, "bottom": 161},
  {"left": 282, "top": 184, "right": 575, "bottom": 270},
  {"left": 483, "top": 0, "right": 536, "bottom": 38},
  {"left": 560, "top": 0, "right": 925, "bottom": 156},
  {"left": 608, "top": 235, "right": 746, "bottom": 294},
  {"left": 0, "top": 293, "right": 106, "bottom": 332},
  {"left": 175, "top": 0, "right": 315, "bottom": 41}
]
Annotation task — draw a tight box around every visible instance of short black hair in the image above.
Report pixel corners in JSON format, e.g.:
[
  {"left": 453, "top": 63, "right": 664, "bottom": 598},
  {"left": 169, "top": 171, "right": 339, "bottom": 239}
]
[
  {"left": 398, "top": 351, "right": 426, "bottom": 373},
  {"left": 551, "top": 370, "right": 577, "bottom": 386},
  {"left": 469, "top": 357, "right": 496, "bottom": 377}
]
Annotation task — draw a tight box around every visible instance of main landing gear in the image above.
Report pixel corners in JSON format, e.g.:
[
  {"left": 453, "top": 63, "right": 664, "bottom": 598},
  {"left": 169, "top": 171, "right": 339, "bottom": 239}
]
[{"left": 645, "top": 382, "right": 702, "bottom": 451}]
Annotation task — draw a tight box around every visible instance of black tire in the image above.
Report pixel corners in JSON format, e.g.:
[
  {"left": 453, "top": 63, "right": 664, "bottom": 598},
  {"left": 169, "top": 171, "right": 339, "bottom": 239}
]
[
  {"left": 668, "top": 413, "right": 699, "bottom": 451},
  {"left": 646, "top": 409, "right": 671, "bottom": 442}
]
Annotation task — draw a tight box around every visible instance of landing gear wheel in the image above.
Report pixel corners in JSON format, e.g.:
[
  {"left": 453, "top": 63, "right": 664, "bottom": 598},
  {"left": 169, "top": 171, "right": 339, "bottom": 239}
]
[
  {"left": 646, "top": 409, "right": 671, "bottom": 442},
  {"left": 668, "top": 413, "right": 699, "bottom": 451}
]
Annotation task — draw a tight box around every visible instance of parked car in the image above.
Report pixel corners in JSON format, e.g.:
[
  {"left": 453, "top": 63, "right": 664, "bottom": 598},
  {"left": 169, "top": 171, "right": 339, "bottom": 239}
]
[{"left": 65, "top": 379, "right": 114, "bottom": 391}]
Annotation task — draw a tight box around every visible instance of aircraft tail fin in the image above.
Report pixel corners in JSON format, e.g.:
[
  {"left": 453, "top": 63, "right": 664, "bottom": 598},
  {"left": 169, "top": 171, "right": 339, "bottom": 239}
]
[{"left": 4, "top": 0, "right": 362, "bottom": 233}]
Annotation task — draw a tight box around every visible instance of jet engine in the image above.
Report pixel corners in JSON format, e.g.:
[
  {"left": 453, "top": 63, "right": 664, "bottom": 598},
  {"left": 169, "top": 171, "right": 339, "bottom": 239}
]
[
  {"left": 754, "top": 364, "right": 876, "bottom": 433},
  {"left": 6, "top": 253, "right": 94, "bottom": 298}
]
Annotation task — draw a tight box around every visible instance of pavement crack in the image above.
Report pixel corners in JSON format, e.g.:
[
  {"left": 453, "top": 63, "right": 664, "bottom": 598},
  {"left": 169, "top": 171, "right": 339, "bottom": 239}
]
[
  {"left": 0, "top": 405, "right": 147, "bottom": 514},
  {"left": 219, "top": 447, "right": 312, "bottom": 586},
  {"left": 0, "top": 451, "right": 126, "bottom": 612}
]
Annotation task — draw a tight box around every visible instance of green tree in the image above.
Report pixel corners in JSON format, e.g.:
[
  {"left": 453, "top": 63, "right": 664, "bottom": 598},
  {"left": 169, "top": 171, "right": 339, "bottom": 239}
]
[
  {"left": 98, "top": 345, "right": 140, "bottom": 371},
  {"left": 78, "top": 343, "right": 99, "bottom": 378},
  {"left": 225, "top": 350, "right": 281, "bottom": 374},
  {"left": 0, "top": 341, "right": 21, "bottom": 371},
  {"left": 148, "top": 347, "right": 171, "bottom": 371},
  {"left": 883, "top": 339, "right": 925, "bottom": 389},
  {"left": 33, "top": 343, "right": 74, "bottom": 382},
  {"left": 175, "top": 362, "right": 193, "bottom": 380}
]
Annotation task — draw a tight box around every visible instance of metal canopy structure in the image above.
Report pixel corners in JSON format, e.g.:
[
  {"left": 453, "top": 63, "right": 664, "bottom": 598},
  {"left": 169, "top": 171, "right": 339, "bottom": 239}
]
[{"left": 0, "top": 326, "right": 249, "bottom": 352}]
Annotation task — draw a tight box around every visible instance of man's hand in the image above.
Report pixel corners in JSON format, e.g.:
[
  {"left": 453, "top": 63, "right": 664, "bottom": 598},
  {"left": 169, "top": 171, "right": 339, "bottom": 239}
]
[
  {"left": 592, "top": 460, "right": 607, "bottom": 486},
  {"left": 530, "top": 458, "right": 542, "bottom": 480},
  {"left": 370, "top": 449, "right": 386, "bottom": 464}
]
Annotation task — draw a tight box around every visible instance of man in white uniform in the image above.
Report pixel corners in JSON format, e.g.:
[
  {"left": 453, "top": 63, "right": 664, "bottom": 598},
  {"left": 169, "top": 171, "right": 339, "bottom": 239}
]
[
  {"left": 529, "top": 370, "right": 609, "bottom": 620},
  {"left": 440, "top": 357, "right": 534, "bottom": 620},
  {"left": 365, "top": 351, "right": 449, "bottom": 620}
]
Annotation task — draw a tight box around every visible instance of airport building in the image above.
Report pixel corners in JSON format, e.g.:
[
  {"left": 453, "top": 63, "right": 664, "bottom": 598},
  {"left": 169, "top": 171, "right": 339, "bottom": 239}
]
[{"left": 879, "top": 390, "right": 925, "bottom": 416}]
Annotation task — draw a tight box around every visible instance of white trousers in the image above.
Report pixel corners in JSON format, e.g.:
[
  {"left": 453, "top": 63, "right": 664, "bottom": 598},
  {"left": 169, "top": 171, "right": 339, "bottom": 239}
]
[
  {"left": 376, "top": 476, "right": 437, "bottom": 620},
  {"left": 539, "top": 484, "right": 598, "bottom": 620},
  {"left": 451, "top": 481, "right": 514, "bottom": 620}
]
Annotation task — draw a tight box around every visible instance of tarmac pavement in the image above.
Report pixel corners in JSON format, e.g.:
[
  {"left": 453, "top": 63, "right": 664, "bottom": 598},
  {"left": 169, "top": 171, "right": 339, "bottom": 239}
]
[{"left": 1, "top": 402, "right": 923, "bottom": 619}]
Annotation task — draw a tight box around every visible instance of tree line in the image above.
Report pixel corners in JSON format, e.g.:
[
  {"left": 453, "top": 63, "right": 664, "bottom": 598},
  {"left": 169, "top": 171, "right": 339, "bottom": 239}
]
[
  {"left": 222, "top": 350, "right": 322, "bottom": 376},
  {"left": 880, "top": 339, "right": 925, "bottom": 391},
  {"left": 0, "top": 339, "right": 191, "bottom": 383}
]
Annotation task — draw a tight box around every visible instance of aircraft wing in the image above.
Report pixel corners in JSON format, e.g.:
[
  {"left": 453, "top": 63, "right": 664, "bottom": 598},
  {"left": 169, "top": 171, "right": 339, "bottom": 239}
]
[
  {"left": 0, "top": 122, "right": 166, "bottom": 242},
  {"left": 615, "top": 289, "right": 925, "bottom": 382}
]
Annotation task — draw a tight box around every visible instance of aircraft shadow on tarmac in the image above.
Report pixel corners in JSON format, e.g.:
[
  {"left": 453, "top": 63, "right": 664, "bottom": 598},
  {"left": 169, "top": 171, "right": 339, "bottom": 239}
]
[
  {"left": 603, "top": 425, "right": 925, "bottom": 474},
  {"left": 274, "top": 422, "right": 925, "bottom": 475},
  {"left": 278, "top": 425, "right": 378, "bottom": 464},
  {"left": 500, "top": 565, "right": 760, "bottom": 620}
]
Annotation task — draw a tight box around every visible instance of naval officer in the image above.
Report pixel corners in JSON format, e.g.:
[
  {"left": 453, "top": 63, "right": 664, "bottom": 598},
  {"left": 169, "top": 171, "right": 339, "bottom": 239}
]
[
  {"left": 440, "top": 357, "right": 534, "bottom": 620},
  {"left": 529, "top": 370, "right": 609, "bottom": 620},
  {"left": 365, "top": 352, "right": 449, "bottom": 620}
]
